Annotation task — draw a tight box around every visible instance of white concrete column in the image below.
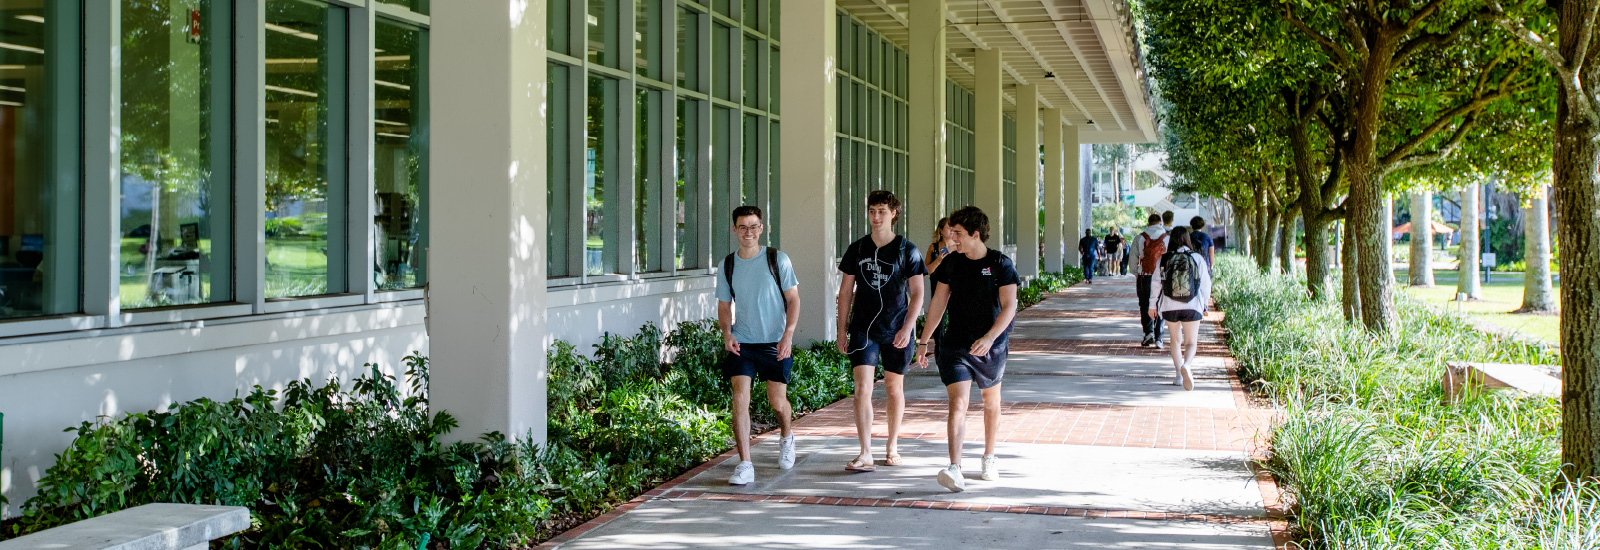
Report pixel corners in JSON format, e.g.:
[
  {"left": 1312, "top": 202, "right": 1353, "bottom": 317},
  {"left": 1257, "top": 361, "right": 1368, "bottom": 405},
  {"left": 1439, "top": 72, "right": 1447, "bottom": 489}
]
[
  {"left": 779, "top": 0, "right": 837, "bottom": 344},
  {"left": 1063, "top": 126, "right": 1083, "bottom": 267},
  {"left": 908, "top": 0, "right": 946, "bottom": 238},
  {"left": 1015, "top": 84, "right": 1040, "bottom": 276},
  {"left": 428, "top": 1, "right": 548, "bottom": 444},
  {"left": 974, "top": 48, "right": 1004, "bottom": 242},
  {"left": 1042, "top": 110, "right": 1064, "bottom": 272}
]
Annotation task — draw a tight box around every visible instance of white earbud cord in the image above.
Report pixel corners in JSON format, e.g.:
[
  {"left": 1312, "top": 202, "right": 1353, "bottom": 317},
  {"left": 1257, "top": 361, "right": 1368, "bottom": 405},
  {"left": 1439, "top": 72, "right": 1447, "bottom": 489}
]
[{"left": 845, "top": 239, "right": 896, "bottom": 355}]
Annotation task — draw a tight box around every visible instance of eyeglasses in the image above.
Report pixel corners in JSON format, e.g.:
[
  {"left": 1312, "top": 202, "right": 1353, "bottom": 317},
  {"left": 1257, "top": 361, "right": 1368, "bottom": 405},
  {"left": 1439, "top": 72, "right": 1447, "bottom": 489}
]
[{"left": 736, "top": 224, "right": 764, "bottom": 233}]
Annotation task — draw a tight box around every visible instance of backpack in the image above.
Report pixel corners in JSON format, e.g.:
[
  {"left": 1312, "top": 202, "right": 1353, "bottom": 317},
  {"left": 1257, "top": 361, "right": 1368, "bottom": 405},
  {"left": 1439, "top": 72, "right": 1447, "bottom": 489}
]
[
  {"left": 1161, "top": 250, "right": 1202, "bottom": 303},
  {"left": 723, "top": 247, "right": 787, "bottom": 312},
  {"left": 1139, "top": 232, "right": 1167, "bottom": 274}
]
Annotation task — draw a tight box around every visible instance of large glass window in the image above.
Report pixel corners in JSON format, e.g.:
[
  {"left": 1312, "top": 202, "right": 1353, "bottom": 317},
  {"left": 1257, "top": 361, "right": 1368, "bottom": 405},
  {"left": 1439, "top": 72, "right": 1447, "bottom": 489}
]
[
  {"left": 636, "top": 87, "right": 661, "bottom": 272},
  {"left": 676, "top": 6, "right": 698, "bottom": 90},
  {"left": 832, "top": 12, "right": 907, "bottom": 251},
  {"left": 264, "top": 0, "right": 347, "bottom": 299},
  {"left": 587, "top": 0, "right": 617, "bottom": 68},
  {"left": 0, "top": 0, "right": 80, "bottom": 320},
  {"left": 374, "top": 0, "right": 427, "bottom": 15},
  {"left": 548, "top": 62, "right": 572, "bottom": 277},
  {"left": 548, "top": 0, "right": 571, "bottom": 56},
  {"left": 946, "top": 81, "right": 975, "bottom": 212},
  {"left": 119, "top": 0, "right": 232, "bottom": 309},
  {"left": 373, "top": 19, "right": 427, "bottom": 290},
  {"left": 1003, "top": 115, "right": 1018, "bottom": 247},
  {"left": 586, "top": 75, "right": 620, "bottom": 275},
  {"left": 675, "top": 98, "right": 699, "bottom": 269},
  {"left": 546, "top": 0, "right": 775, "bottom": 280}
]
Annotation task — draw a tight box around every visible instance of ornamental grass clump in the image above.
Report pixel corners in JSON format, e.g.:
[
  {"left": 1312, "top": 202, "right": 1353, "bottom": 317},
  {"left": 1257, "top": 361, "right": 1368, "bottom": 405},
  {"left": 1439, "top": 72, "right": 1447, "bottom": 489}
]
[{"left": 1211, "top": 255, "right": 1591, "bottom": 549}]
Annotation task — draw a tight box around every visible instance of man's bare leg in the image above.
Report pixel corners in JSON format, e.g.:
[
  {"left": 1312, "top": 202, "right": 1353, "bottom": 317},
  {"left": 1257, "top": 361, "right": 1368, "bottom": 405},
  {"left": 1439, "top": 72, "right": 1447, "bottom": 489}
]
[
  {"left": 885, "top": 371, "right": 906, "bottom": 461},
  {"left": 945, "top": 380, "right": 972, "bottom": 465},
  {"left": 851, "top": 365, "right": 876, "bottom": 464},
  {"left": 731, "top": 375, "right": 753, "bottom": 461}
]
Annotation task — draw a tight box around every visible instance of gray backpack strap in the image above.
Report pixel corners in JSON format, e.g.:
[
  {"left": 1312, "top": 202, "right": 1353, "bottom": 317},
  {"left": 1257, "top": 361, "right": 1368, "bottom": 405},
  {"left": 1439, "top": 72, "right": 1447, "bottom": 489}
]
[
  {"left": 766, "top": 248, "right": 787, "bottom": 312},
  {"left": 723, "top": 253, "right": 737, "bottom": 300}
]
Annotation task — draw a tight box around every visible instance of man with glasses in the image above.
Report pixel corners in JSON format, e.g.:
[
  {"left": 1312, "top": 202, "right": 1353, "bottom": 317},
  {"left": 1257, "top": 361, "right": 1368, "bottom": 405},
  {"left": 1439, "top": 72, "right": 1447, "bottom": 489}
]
[{"left": 718, "top": 206, "right": 802, "bottom": 486}]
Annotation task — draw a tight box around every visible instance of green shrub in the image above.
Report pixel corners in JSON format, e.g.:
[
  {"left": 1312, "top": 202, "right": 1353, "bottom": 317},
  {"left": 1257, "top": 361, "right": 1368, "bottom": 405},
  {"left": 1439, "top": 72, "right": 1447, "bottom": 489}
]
[
  {"left": 1211, "top": 255, "right": 1593, "bottom": 548},
  {"left": 1018, "top": 269, "right": 1085, "bottom": 309},
  {"left": 9, "top": 317, "right": 853, "bottom": 548}
]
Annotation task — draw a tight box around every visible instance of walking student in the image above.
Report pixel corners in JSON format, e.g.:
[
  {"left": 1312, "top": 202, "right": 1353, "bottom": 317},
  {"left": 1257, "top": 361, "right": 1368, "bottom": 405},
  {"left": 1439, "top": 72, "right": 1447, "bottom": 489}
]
[
  {"left": 914, "top": 206, "right": 1020, "bottom": 493},
  {"left": 1078, "top": 229, "right": 1100, "bottom": 283},
  {"left": 836, "top": 191, "right": 927, "bottom": 472},
  {"left": 1105, "top": 228, "right": 1125, "bottom": 276},
  {"left": 1148, "top": 226, "right": 1213, "bottom": 391},
  {"left": 717, "top": 205, "right": 802, "bottom": 486},
  {"left": 1189, "top": 216, "right": 1216, "bottom": 270},
  {"left": 1129, "top": 213, "right": 1168, "bottom": 348}
]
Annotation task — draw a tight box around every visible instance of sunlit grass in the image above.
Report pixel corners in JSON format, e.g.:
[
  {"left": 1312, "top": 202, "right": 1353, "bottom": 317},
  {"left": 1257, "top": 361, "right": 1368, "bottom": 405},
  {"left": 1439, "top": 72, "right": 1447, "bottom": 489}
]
[{"left": 1396, "top": 268, "right": 1561, "bottom": 344}]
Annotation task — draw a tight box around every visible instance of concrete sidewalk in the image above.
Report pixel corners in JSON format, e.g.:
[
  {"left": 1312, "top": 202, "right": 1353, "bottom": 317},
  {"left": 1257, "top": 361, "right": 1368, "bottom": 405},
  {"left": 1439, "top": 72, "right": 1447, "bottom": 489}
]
[{"left": 541, "top": 275, "right": 1284, "bottom": 549}]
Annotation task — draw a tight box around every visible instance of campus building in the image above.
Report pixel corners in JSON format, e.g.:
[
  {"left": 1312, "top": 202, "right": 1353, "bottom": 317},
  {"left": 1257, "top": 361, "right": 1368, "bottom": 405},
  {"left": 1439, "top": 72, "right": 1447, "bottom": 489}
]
[{"left": 0, "top": 0, "right": 1154, "bottom": 512}]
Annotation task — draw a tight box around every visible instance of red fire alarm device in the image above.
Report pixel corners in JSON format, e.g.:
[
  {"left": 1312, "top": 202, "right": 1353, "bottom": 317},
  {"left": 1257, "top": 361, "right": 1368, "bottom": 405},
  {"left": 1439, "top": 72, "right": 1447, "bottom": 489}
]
[{"left": 188, "top": 10, "right": 202, "bottom": 43}]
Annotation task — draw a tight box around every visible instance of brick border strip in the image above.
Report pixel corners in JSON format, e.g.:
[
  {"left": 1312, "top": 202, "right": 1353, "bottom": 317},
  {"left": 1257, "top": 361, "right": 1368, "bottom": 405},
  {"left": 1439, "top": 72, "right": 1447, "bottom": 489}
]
[{"left": 640, "top": 489, "right": 1270, "bottom": 526}]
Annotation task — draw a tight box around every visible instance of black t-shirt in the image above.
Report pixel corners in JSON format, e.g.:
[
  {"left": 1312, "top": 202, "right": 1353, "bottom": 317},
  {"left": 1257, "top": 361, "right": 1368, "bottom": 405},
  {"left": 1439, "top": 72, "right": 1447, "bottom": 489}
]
[
  {"left": 1104, "top": 234, "right": 1123, "bottom": 254},
  {"left": 838, "top": 235, "right": 927, "bottom": 340},
  {"left": 930, "top": 249, "right": 1021, "bottom": 350},
  {"left": 1078, "top": 236, "right": 1100, "bottom": 257}
]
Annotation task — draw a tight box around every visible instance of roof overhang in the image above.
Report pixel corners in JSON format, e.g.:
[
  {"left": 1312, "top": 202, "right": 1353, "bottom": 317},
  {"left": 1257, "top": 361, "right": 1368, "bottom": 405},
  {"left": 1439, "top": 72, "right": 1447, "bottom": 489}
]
[{"left": 837, "top": 0, "right": 1158, "bottom": 144}]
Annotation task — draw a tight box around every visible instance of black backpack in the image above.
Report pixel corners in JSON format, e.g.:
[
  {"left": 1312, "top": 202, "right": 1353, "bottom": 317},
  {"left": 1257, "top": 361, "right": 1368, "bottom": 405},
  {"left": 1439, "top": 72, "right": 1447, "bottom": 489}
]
[
  {"left": 723, "top": 248, "right": 787, "bottom": 312},
  {"left": 1160, "top": 249, "right": 1201, "bottom": 303}
]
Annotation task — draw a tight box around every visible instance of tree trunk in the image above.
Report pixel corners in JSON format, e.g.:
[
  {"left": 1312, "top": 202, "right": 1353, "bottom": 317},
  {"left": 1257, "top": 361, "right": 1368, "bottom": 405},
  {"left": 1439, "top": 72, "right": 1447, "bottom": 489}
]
[
  {"left": 1237, "top": 204, "right": 1253, "bottom": 257},
  {"left": 1520, "top": 190, "right": 1557, "bottom": 312},
  {"left": 1410, "top": 191, "right": 1436, "bottom": 286},
  {"left": 1305, "top": 213, "right": 1333, "bottom": 300},
  {"left": 1458, "top": 183, "right": 1482, "bottom": 300},
  {"left": 1550, "top": 15, "right": 1600, "bottom": 477},
  {"left": 1259, "top": 206, "right": 1281, "bottom": 273},
  {"left": 1341, "top": 218, "right": 1361, "bottom": 323},
  {"left": 1279, "top": 211, "right": 1296, "bottom": 275}
]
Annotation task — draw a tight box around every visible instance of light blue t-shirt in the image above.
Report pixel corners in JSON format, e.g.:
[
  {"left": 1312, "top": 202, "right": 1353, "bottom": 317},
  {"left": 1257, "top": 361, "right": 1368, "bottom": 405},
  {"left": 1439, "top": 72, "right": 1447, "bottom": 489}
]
[{"left": 716, "top": 247, "right": 799, "bottom": 344}]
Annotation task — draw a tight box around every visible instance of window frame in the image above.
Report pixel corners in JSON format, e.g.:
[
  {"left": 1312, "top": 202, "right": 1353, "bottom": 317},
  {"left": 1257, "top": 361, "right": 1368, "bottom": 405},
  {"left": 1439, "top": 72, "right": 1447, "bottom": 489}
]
[
  {"left": 1, "top": 0, "right": 433, "bottom": 340},
  {"left": 546, "top": 0, "right": 778, "bottom": 288}
]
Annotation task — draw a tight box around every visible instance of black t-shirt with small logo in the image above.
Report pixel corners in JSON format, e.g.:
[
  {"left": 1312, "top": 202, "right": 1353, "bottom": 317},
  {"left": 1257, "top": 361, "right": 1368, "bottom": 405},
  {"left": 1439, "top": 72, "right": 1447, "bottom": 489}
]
[
  {"left": 838, "top": 235, "right": 927, "bottom": 340},
  {"left": 930, "top": 249, "right": 1021, "bottom": 351}
]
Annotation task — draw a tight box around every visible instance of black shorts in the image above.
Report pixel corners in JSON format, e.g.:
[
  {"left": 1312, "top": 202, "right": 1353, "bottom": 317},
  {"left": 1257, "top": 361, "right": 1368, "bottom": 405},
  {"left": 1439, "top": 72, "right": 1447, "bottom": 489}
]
[
  {"left": 846, "top": 332, "right": 913, "bottom": 375},
  {"left": 721, "top": 342, "right": 793, "bottom": 384},
  {"left": 936, "top": 341, "right": 1008, "bottom": 389},
  {"left": 1161, "top": 309, "right": 1203, "bottom": 322}
]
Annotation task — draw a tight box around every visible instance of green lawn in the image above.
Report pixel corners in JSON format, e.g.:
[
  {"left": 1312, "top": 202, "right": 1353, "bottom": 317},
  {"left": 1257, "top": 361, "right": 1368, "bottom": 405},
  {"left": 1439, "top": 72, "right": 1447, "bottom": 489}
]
[{"left": 1394, "top": 267, "right": 1561, "bottom": 344}]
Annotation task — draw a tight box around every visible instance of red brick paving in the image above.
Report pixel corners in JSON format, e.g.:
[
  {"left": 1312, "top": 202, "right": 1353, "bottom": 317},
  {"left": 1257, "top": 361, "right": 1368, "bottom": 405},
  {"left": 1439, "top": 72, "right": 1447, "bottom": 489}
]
[
  {"left": 537, "top": 285, "right": 1293, "bottom": 549},
  {"left": 636, "top": 489, "right": 1270, "bottom": 526},
  {"left": 791, "top": 398, "right": 1272, "bottom": 452},
  {"left": 1010, "top": 338, "right": 1232, "bottom": 357}
]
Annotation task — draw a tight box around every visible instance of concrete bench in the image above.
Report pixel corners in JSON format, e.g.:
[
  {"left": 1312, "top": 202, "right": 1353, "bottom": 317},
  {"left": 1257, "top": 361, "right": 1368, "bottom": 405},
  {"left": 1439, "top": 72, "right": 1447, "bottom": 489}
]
[
  {"left": 1442, "top": 361, "right": 1562, "bottom": 402},
  {"left": 0, "top": 503, "right": 249, "bottom": 550}
]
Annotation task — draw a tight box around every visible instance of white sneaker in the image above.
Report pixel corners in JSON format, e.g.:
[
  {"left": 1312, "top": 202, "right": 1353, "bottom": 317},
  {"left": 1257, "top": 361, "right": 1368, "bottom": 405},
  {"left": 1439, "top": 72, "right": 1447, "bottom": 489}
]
[
  {"left": 778, "top": 435, "right": 796, "bottom": 470},
  {"left": 1155, "top": 338, "right": 1165, "bottom": 350},
  {"left": 729, "top": 460, "right": 755, "bottom": 485},
  {"left": 1180, "top": 363, "right": 1195, "bottom": 391},
  {"left": 937, "top": 464, "right": 966, "bottom": 492},
  {"left": 981, "top": 454, "right": 999, "bottom": 481}
]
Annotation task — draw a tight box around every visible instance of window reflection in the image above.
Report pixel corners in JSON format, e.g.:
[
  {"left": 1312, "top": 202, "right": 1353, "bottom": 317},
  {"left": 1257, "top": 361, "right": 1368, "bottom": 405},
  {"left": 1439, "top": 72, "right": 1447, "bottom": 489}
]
[
  {"left": 119, "top": 0, "right": 232, "bottom": 309},
  {"left": 0, "top": 0, "right": 80, "bottom": 320},
  {"left": 373, "top": 19, "right": 426, "bottom": 290},
  {"left": 264, "top": 0, "right": 347, "bottom": 298}
]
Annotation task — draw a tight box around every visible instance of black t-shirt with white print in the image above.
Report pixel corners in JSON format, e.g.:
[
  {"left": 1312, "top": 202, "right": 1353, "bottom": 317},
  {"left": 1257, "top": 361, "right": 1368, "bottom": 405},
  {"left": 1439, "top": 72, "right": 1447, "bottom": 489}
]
[
  {"left": 930, "top": 248, "right": 1021, "bottom": 351},
  {"left": 838, "top": 235, "right": 927, "bottom": 341}
]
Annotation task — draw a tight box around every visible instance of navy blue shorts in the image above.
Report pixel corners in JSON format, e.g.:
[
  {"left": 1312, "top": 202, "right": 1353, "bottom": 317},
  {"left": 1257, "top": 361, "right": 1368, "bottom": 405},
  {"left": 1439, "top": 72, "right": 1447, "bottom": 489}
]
[
  {"left": 721, "top": 342, "right": 792, "bottom": 384},
  {"left": 936, "top": 341, "right": 1008, "bottom": 389},
  {"left": 846, "top": 332, "right": 913, "bottom": 375}
]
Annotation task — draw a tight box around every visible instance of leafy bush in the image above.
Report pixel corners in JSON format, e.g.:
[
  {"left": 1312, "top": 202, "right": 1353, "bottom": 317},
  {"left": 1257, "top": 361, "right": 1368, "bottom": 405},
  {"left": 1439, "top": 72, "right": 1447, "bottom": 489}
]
[
  {"left": 11, "top": 357, "right": 551, "bottom": 549},
  {"left": 1212, "top": 255, "right": 1596, "bottom": 549},
  {"left": 8, "top": 318, "right": 853, "bottom": 548}
]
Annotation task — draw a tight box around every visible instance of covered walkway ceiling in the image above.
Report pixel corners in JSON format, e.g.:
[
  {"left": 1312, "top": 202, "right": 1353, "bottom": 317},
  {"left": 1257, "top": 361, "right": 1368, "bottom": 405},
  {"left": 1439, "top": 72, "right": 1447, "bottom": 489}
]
[{"left": 838, "top": 0, "right": 1157, "bottom": 144}]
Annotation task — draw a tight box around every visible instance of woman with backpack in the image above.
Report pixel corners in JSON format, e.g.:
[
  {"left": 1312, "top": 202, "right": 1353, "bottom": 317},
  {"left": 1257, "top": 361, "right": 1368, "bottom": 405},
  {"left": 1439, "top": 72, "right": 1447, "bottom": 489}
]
[{"left": 1147, "top": 226, "right": 1212, "bottom": 391}]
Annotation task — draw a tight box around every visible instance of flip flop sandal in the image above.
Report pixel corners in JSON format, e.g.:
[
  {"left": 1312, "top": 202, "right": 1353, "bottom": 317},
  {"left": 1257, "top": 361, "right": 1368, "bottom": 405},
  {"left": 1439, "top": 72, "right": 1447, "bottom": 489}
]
[
  {"left": 884, "top": 453, "right": 904, "bottom": 467},
  {"left": 845, "top": 457, "right": 877, "bottom": 472}
]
